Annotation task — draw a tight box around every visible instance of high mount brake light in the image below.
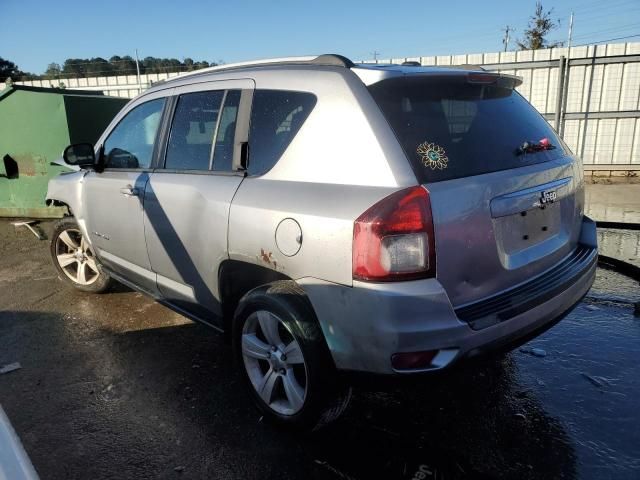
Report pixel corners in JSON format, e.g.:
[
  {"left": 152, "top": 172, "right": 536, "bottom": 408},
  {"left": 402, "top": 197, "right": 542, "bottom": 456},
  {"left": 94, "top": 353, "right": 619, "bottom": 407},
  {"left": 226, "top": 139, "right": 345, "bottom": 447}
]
[
  {"left": 353, "top": 186, "right": 436, "bottom": 282},
  {"left": 467, "top": 72, "right": 523, "bottom": 89},
  {"left": 466, "top": 73, "right": 498, "bottom": 84}
]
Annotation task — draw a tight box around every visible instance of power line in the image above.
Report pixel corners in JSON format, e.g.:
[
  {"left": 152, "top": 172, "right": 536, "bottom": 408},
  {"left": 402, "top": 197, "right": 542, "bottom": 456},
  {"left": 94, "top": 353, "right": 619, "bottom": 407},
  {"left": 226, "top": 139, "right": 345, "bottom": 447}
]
[
  {"left": 573, "top": 33, "right": 640, "bottom": 47},
  {"left": 571, "top": 23, "right": 640, "bottom": 41},
  {"left": 404, "top": 1, "right": 638, "bottom": 56}
]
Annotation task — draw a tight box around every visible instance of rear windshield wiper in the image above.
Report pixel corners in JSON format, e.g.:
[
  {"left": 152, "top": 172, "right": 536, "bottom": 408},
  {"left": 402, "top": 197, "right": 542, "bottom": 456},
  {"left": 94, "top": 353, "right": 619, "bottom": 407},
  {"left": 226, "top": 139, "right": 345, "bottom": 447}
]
[{"left": 516, "top": 137, "right": 556, "bottom": 155}]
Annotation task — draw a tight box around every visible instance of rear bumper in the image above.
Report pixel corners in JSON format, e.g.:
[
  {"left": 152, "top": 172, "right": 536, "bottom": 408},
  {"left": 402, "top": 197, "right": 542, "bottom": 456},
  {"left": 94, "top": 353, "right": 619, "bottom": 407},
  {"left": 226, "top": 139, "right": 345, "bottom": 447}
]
[{"left": 300, "top": 217, "right": 597, "bottom": 375}]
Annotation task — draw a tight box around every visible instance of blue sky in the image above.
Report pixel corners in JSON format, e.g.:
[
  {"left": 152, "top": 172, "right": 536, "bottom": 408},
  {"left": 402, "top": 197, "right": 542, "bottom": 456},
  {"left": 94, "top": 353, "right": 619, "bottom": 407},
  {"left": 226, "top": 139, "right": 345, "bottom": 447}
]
[{"left": 2, "top": 0, "right": 640, "bottom": 74}]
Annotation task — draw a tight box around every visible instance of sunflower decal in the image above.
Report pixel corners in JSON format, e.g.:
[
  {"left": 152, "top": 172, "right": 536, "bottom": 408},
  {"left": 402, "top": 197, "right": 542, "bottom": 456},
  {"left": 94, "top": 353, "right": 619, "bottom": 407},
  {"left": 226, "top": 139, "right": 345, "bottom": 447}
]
[{"left": 417, "top": 142, "right": 448, "bottom": 170}]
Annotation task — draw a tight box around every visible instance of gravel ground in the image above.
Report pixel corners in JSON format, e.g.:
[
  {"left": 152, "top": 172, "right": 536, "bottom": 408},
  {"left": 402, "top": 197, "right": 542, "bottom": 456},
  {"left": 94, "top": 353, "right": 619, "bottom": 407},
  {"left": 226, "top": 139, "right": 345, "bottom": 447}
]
[{"left": 0, "top": 220, "right": 638, "bottom": 480}]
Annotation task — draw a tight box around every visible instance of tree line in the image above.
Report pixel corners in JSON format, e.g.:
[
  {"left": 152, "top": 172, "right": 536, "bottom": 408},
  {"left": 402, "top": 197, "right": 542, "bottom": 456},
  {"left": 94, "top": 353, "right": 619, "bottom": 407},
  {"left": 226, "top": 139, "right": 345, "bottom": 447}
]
[{"left": 1, "top": 55, "right": 219, "bottom": 82}]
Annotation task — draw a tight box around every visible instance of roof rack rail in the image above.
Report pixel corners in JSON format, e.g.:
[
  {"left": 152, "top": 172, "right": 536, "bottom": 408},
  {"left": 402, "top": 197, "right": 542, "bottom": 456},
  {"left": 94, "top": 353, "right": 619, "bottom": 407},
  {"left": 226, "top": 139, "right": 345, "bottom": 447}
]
[
  {"left": 310, "top": 54, "right": 355, "bottom": 68},
  {"left": 160, "top": 54, "right": 355, "bottom": 84}
]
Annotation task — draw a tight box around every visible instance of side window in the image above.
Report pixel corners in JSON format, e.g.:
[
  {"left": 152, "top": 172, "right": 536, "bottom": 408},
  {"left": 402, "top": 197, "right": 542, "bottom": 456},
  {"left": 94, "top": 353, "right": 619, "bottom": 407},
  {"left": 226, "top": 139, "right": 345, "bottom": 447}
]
[
  {"left": 103, "top": 98, "right": 165, "bottom": 169},
  {"left": 165, "top": 91, "right": 224, "bottom": 170},
  {"left": 212, "top": 90, "right": 241, "bottom": 172},
  {"left": 247, "top": 90, "right": 317, "bottom": 176}
]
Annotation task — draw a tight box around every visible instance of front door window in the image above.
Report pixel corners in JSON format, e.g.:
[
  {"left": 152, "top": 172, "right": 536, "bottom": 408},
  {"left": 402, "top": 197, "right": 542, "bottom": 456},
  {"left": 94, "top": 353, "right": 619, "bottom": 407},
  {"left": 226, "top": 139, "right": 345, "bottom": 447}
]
[{"left": 103, "top": 98, "right": 166, "bottom": 169}]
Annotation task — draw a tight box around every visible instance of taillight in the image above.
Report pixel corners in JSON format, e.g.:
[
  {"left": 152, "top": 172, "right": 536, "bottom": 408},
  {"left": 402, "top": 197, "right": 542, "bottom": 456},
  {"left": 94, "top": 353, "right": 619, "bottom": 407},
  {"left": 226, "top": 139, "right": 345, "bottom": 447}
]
[{"left": 353, "top": 186, "right": 436, "bottom": 281}]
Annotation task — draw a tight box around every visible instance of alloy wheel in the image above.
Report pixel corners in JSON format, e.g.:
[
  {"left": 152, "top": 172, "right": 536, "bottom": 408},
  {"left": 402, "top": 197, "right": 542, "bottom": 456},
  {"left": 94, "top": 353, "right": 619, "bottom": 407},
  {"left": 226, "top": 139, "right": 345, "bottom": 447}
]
[
  {"left": 55, "top": 228, "right": 100, "bottom": 285},
  {"left": 241, "top": 310, "right": 308, "bottom": 415}
]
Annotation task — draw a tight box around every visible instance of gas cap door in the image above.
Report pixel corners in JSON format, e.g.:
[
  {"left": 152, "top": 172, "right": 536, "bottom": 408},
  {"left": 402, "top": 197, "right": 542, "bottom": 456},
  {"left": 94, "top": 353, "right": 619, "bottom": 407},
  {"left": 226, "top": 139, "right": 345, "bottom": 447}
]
[{"left": 275, "top": 218, "right": 302, "bottom": 256}]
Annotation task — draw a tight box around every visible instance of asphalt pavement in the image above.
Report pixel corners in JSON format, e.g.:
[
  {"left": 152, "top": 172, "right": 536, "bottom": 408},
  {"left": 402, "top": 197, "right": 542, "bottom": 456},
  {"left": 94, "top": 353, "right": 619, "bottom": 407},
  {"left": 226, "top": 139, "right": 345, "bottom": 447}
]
[{"left": 0, "top": 219, "right": 639, "bottom": 480}]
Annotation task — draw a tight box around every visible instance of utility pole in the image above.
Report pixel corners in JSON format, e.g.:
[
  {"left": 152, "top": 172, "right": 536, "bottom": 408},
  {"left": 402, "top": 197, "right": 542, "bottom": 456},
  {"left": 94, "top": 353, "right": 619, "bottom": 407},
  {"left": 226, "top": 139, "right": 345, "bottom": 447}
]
[
  {"left": 502, "top": 26, "right": 512, "bottom": 52},
  {"left": 135, "top": 48, "right": 142, "bottom": 94},
  {"left": 371, "top": 51, "right": 380, "bottom": 62},
  {"left": 559, "top": 12, "right": 574, "bottom": 137},
  {"left": 566, "top": 12, "right": 574, "bottom": 53}
]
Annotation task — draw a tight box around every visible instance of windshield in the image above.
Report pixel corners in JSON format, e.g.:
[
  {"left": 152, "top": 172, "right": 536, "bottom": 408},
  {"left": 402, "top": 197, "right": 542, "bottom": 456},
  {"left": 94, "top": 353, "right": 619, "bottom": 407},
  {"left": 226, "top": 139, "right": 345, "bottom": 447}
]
[{"left": 368, "top": 75, "right": 567, "bottom": 183}]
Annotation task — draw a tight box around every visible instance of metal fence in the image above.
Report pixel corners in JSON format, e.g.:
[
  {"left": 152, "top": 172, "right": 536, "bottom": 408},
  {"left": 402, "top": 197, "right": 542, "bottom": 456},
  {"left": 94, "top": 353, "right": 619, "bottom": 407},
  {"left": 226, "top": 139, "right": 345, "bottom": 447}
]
[{"left": 5, "top": 42, "right": 640, "bottom": 172}]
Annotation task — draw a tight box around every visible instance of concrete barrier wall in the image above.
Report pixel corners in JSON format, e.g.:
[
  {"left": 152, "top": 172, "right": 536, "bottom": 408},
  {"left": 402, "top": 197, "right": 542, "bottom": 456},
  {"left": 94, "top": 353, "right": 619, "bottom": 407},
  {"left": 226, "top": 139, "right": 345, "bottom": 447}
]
[{"left": 4, "top": 42, "right": 640, "bottom": 172}]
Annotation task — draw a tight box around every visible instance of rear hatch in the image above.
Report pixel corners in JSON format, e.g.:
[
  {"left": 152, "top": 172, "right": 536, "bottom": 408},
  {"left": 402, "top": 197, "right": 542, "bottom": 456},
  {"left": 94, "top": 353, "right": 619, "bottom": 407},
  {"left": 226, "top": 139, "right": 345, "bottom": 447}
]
[{"left": 368, "top": 72, "right": 584, "bottom": 308}]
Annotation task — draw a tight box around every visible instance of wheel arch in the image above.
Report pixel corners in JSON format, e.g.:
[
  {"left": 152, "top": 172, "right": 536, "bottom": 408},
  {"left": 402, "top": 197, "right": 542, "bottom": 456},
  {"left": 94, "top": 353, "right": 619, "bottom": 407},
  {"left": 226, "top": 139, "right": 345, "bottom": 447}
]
[
  {"left": 45, "top": 171, "right": 87, "bottom": 220},
  {"left": 218, "top": 259, "right": 292, "bottom": 332}
]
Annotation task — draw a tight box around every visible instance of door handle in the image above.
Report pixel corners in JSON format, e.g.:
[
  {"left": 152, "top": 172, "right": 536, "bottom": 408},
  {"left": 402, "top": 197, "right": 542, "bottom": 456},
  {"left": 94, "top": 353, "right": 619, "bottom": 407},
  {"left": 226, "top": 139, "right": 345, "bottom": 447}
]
[{"left": 119, "top": 185, "right": 139, "bottom": 197}]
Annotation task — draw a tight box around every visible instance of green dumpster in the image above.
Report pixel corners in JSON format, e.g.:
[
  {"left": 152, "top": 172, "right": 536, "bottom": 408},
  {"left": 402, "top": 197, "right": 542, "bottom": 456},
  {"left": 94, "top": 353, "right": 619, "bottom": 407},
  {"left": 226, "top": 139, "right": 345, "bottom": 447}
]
[{"left": 0, "top": 85, "right": 128, "bottom": 218}]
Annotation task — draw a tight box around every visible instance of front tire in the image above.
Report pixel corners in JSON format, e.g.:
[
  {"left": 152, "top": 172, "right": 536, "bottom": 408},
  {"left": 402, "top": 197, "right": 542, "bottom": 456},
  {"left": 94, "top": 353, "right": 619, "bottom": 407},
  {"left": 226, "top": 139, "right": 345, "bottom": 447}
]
[
  {"left": 233, "top": 281, "right": 351, "bottom": 430},
  {"left": 50, "top": 217, "right": 112, "bottom": 293}
]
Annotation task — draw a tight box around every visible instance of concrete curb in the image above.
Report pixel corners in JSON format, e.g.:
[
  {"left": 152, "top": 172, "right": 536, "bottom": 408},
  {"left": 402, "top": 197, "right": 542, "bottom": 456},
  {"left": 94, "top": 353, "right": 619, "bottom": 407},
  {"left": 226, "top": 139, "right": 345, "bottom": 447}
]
[
  {"left": 596, "top": 221, "right": 640, "bottom": 231},
  {"left": 597, "top": 254, "right": 640, "bottom": 282}
]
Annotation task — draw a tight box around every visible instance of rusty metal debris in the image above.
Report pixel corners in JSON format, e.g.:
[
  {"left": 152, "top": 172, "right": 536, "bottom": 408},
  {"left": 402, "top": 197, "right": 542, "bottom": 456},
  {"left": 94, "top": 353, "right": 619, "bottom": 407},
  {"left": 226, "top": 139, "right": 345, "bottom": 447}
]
[{"left": 11, "top": 221, "right": 45, "bottom": 240}]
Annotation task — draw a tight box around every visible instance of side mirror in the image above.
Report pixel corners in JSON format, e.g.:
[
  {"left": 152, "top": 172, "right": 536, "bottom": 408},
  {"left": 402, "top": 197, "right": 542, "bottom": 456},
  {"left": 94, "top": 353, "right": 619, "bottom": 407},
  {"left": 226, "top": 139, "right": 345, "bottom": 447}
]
[{"left": 63, "top": 143, "right": 96, "bottom": 167}]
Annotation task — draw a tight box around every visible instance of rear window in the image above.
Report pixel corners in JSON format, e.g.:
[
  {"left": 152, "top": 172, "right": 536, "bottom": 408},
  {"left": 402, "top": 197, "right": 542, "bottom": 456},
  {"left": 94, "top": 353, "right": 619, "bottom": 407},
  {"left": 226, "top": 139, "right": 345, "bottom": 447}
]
[{"left": 368, "top": 76, "right": 566, "bottom": 183}]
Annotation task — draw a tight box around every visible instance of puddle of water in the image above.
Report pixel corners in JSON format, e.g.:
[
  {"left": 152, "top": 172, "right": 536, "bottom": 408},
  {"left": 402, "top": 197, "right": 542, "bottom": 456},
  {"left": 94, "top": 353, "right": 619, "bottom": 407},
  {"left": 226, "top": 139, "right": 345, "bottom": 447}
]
[
  {"left": 515, "top": 269, "right": 640, "bottom": 479},
  {"left": 306, "top": 268, "right": 640, "bottom": 480},
  {"left": 598, "top": 228, "right": 640, "bottom": 270}
]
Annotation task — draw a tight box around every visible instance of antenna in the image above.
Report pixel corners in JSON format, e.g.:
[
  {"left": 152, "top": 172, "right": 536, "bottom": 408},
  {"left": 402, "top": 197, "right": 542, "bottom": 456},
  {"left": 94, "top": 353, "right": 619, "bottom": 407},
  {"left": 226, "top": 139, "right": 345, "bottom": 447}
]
[
  {"left": 371, "top": 51, "right": 381, "bottom": 62},
  {"left": 558, "top": 12, "right": 574, "bottom": 138},
  {"left": 566, "top": 12, "right": 574, "bottom": 51}
]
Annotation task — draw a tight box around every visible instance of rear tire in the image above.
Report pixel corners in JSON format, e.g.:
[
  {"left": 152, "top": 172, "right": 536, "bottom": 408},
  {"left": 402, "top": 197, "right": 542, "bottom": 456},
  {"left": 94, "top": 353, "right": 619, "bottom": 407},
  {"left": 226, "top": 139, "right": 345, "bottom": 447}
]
[
  {"left": 50, "top": 217, "right": 113, "bottom": 293},
  {"left": 233, "top": 281, "right": 351, "bottom": 430}
]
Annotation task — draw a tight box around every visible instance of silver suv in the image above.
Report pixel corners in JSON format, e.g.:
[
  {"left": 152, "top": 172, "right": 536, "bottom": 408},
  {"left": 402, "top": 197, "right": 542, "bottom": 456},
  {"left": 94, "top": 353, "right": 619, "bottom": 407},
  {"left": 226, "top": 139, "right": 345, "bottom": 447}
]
[{"left": 47, "top": 54, "right": 598, "bottom": 429}]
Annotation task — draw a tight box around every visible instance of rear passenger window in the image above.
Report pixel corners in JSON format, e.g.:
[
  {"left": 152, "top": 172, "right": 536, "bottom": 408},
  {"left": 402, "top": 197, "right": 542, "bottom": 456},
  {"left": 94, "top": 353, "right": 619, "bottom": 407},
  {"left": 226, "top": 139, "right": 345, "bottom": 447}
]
[
  {"left": 165, "top": 91, "right": 224, "bottom": 170},
  {"left": 247, "top": 90, "right": 316, "bottom": 176},
  {"left": 212, "top": 90, "right": 241, "bottom": 172}
]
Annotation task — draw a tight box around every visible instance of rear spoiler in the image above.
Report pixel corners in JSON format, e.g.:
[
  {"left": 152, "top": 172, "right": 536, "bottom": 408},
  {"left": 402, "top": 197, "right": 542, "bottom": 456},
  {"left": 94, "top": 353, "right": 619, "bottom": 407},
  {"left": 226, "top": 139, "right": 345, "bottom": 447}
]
[
  {"left": 400, "top": 62, "right": 523, "bottom": 87},
  {"left": 352, "top": 64, "right": 523, "bottom": 88}
]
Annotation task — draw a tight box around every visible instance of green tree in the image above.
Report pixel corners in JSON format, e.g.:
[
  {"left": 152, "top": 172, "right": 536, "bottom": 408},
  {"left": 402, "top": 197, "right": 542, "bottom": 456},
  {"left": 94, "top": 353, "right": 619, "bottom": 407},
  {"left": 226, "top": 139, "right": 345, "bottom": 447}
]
[
  {"left": 184, "top": 57, "right": 195, "bottom": 71},
  {"left": 84, "top": 57, "right": 112, "bottom": 76},
  {"left": 517, "top": 2, "right": 562, "bottom": 50},
  {"left": 38, "top": 55, "right": 216, "bottom": 78},
  {"left": 195, "top": 60, "right": 212, "bottom": 70},
  {"left": 109, "top": 55, "right": 137, "bottom": 74},
  {"left": 0, "top": 57, "right": 23, "bottom": 82},
  {"left": 44, "top": 62, "right": 62, "bottom": 79},
  {"left": 62, "top": 58, "right": 86, "bottom": 77}
]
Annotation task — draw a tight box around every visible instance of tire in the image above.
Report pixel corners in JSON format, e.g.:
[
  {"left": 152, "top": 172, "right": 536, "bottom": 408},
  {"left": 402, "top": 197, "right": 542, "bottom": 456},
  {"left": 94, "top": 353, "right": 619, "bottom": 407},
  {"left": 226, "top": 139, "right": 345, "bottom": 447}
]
[
  {"left": 50, "top": 217, "right": 113, "bottom": 293},
  {"left": 233, "top": 281, "right": 352, "bottom": 431}
]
